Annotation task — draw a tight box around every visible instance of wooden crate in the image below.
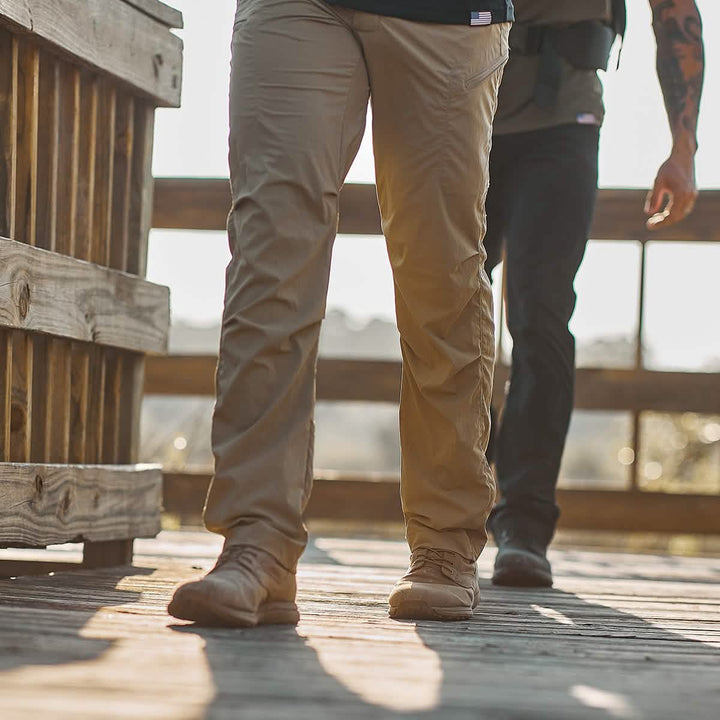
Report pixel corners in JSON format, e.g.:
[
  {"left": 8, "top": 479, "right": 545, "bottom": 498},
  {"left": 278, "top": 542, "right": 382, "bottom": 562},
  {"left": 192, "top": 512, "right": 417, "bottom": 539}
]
[{"left": 0, "top": 0, "right": 182, "bottom": 570}]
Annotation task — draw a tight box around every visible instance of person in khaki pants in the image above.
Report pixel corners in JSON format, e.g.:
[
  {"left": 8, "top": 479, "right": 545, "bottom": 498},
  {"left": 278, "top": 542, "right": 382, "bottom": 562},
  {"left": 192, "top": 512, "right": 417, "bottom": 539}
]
[{"left": 169, "top": 0, "right": 513, "bottom": 627}]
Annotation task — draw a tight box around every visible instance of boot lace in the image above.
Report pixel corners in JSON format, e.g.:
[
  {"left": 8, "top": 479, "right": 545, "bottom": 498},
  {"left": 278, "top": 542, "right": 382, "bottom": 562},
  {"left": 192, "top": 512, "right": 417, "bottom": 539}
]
[
  {"left": 212, "top": 545, "right": 266, "bottom": 579},
  {"left": 409, "top": 548, "right": 463, "bottom": 579}
]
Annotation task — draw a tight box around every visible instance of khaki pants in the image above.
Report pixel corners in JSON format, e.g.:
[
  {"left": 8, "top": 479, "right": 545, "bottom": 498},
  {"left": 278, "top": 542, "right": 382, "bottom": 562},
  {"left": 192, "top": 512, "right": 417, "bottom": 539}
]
[{"left": 204, "top": 0, "right": 508, "bottom": 571}]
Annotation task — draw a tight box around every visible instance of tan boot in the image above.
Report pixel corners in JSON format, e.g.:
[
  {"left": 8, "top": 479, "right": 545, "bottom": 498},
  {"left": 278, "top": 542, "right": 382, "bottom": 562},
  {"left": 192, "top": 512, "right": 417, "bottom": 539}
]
[
  {"left": 388, "top": 548, "right": 480, "bottom": 621},
  {"left": 168, "top": 544, "right": 299, "bottom": 627}
]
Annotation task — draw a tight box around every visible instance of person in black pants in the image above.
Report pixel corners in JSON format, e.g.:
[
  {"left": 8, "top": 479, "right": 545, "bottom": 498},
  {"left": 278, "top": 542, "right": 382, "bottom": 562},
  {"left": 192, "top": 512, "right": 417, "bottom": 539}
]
[{"left": 485, "top": 0, "right": 704, "bottom": 587}]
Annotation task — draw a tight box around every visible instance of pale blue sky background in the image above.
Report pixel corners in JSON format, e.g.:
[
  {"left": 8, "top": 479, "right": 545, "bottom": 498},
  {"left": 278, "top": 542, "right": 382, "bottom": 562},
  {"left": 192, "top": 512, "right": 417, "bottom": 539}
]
[{"left": 148, "top": 0, "right": 720, "bottom": 371}]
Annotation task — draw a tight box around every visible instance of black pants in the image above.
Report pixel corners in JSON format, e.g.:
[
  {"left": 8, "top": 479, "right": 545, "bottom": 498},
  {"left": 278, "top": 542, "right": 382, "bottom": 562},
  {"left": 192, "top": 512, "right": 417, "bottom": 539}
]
[{"left": 484, "top": 123, "right": 600, "bottom": 547}]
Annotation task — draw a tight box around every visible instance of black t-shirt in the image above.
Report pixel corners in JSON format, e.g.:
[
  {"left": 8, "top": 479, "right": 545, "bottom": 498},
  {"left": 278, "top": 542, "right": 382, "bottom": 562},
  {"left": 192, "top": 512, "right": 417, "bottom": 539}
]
[{"left": 325, "top": 1, "right": 514, "bottom": 25}]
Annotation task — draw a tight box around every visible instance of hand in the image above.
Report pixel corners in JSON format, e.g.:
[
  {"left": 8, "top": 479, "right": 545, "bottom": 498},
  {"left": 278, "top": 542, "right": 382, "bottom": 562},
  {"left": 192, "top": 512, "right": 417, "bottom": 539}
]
[{"left": 644, "top": 152, "right": 698, "bottom": 230}]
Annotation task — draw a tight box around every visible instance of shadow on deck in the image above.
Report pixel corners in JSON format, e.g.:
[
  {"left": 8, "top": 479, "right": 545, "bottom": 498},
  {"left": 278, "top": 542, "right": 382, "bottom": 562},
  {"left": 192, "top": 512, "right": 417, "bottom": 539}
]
[{"left": 0, "top": 530, "right": 718, "bottom": 719}]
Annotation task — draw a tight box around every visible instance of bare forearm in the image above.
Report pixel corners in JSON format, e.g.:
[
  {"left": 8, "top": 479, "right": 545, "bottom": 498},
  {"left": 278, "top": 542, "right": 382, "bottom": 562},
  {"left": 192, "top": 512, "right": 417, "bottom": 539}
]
[{"left": 649, "top": 0, "right": 704, "bottom": 154}]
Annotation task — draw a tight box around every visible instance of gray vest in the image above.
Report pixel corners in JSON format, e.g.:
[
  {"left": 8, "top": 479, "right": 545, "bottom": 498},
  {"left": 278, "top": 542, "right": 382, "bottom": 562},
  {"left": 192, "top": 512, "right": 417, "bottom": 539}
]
[{"left": 510, "top": 0, "right": 624, "bottom": 108}]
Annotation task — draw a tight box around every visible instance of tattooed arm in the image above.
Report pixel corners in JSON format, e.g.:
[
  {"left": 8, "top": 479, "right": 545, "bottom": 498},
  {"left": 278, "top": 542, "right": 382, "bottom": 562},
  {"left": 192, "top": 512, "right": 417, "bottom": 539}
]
[{"left": 645, "top": 0, "right": 704, "bottom": 229}]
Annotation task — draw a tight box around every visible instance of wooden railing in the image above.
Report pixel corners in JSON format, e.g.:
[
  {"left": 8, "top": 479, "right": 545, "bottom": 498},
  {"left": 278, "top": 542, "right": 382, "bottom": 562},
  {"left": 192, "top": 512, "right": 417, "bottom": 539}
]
[{"left": 149, "top": 178, "right": 720, "bottom": 535}]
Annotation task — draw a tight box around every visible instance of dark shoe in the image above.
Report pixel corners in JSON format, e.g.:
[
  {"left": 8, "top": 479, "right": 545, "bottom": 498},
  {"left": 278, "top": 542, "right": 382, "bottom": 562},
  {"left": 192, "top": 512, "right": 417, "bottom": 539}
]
[
  {"left": 168, "top": 544, "right": 299, "bottom": 627},
  {"left": 492, "top": 527, "right": 553, "bottom": 587},
  {"left": 388, "top": 548, "right": 480, "bottom": 621}
]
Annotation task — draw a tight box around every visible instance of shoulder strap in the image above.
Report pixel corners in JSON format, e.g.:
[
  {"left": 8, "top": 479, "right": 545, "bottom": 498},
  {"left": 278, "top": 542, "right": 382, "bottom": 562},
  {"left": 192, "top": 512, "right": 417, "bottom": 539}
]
[
  {"left": 611, "top": 0, "right": 626, "bottom": 68},
  {"left": 612, "top": 0, "right": 627, "bottom": 38}
]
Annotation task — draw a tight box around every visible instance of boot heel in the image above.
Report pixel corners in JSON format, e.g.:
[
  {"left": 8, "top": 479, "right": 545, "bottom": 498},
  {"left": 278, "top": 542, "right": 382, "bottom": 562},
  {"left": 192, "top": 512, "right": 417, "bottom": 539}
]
[{"left": 258, "top": 601, "right": 300, "bottom": 625}]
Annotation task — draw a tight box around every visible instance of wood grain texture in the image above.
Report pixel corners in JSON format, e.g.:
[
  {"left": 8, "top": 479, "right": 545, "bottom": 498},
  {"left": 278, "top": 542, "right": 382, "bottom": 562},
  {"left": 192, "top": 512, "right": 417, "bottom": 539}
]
[
  {"left": 45, "top": 338, "right": 71, "bottom": 463},
  {"left": 35, "top": 54, "right": 59, "bottom": 251},
  {"left": 101, "top": 351, "right": 122, "bottom": 464},
  {"left": 127, "top": 101, "right": 155, "bottom": 277},
  {"left": 9, "top": 330, "right": 32, "bottom": 462},
  {"left": 92, "top": 80, "right": 116, "bottom": 266},
  {"left": 0, "top": 0, "right": 31, "bottom": 30},
  {"left": 0, "top": 28, "right": 17, "bottom": 239},
  {"left": 152, "top": 178, "right": 720, "bottom": 242},
  {"left": 0, "top": 237, "right": 170, "bottom": 354},
  {"left": 0, "top": 0, "right": 183, "bottom": 107},
  {"left": 161, "top": 470, "right": 720, "bottom": 535},
  {"left": 69, "top": 343, "right": 90, "bottom": 463},
  {"left": 120, "top": 0, "right": 183, "bottom": 29},
  {"left": 0, "top": 330, "right": 12, "bottom": 460},
  {"left": 109, "top": 93, "right": 134, "bottom": 272},
  {"left": 84, "top": 346, "right": 105, "bottom": 464},
  {"left": 54, "top": 61, "right": 78, "bottom": 256},
  {"left": 14, "top": 39, "right": 38, "bottom": 247},
  {"left": 0, "top": 530, "right": 718, "bottom": 718},
  {"left": 0, "top": 462, "right": 162, "bottom": 547}
]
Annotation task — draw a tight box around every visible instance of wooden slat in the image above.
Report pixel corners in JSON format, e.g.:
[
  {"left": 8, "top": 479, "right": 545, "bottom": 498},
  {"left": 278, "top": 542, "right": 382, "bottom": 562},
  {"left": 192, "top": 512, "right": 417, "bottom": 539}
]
[
  {"left": 102, "top": 351, "right": 123, "bottom": 464},
  {"left": 127, "top": 101, "right": 155, "bottom": 277},
  {"left": 29, "top": 334, "right": 48, "bottom": 461},
  {"left": 0, "top": 237, "right": 170, "bottom": 354},
  {"left": 161, "top": 470, "right": 720, "bottom": 535},
  {"left": 14, "top": 39, "right": 39, "bottom": 247},
  {"left": 0, "top": 27, "right": 16, "bottom": 238},
  {"left": 69, "top": 343, "right": 90, "bottom": 463},
  {"left": 3, "top": 33, "right": 18, "bottom": 239},
  {"left": 74, "top": 70, "right": 98, "bottom": 262},
  {"left": 84, "top": 345, "right": 106, "bottom": 464},
  {"left": 9, "top": 333, "right": 32, "bottom": 463},
  {"left": 35, "top": 54, "right": 59, "bottom": 251},
  {"left": 55, "top": 61, "right": 78, "bottom": 256},
  {"left": 92, "top": 80, "right": 116, "bottom": 266},
  {"left": 45, "top": 338, "right": 71, "bottom": 463},
  {"left": 0, "top": 331, "right": 12, "bottom": 460},
  {"left": 110, "top": 93, "right": 134, "bottom": 271},
  {"left": 118, "top": 353, "right": 145, "bottom": 461},
  {"left": 151, "top": 179, "right": 720, "bottom": 242},
  {"left": 0, "top": 0, "right": 183, "bottom": 107},
  {"left": 120, "top": 0, "right": 183, "bottom": 29},
  {"left": 144, "top": 355, "right": 720, "bottom": 415},
  {"left": 0, "top": 463, "right": 162, "bottom": 547}
]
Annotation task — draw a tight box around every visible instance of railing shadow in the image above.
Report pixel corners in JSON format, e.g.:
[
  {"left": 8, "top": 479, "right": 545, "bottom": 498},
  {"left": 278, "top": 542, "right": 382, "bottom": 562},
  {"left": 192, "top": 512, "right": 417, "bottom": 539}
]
[
  {"left": 173, "top": 542, "right": 719, "bottom": 719},
  {"left": 0, "top": 566, "right": 153, "bottom": 676}
]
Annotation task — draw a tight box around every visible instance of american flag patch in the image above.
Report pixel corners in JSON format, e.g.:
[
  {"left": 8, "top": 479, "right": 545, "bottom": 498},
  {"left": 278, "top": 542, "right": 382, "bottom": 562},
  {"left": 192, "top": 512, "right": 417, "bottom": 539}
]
[{"left": 470, "top": 11, "right": 492, "bottom": 26}]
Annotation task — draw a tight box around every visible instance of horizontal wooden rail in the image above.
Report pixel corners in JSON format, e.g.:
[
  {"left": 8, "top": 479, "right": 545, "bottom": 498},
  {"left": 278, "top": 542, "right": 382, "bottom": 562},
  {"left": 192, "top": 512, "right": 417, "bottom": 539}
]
[
  {"left": 0, "top": 0, "right": 182, "bottom": 106},
  {"left": 145, "top": 355, "right": 720, "bottom": 415},
  {"left": 162, "top": 470, "right": 720, "bottom": 535},
  {"left": 0, "top": 463, "right": 162, "bottom": 547},
  {"left": 152, "top": 178, "right": 720, "bottom": 243},
  {"left": 0, "top": 238, "right": 170, "bottom": 354}
]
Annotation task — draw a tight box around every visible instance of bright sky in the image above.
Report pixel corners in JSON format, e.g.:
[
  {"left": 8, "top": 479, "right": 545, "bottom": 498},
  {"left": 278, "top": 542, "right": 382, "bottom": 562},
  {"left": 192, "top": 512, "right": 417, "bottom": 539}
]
[{"left": 148, "top": 0, "right": 720, "bottom": 371}]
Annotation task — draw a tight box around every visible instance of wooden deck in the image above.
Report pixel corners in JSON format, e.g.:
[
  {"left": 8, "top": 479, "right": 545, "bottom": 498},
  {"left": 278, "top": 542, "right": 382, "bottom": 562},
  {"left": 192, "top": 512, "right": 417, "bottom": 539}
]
[{"left": 1, "top": 531, "right": 718, "bottom": 719}]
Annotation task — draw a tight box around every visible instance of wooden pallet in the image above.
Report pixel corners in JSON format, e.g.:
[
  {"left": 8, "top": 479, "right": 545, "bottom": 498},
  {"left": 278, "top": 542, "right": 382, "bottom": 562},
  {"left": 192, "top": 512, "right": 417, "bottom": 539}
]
[{"left": 0, "top": 0, "right": 181, "bottom": 570}]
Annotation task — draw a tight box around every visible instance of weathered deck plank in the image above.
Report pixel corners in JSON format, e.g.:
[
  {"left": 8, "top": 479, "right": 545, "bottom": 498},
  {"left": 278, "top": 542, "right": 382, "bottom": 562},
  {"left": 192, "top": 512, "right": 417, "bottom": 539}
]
[
  {"left": 0, "top": 531, "right": 718, "bottom": 719},
  {"left": 0, "top": 237, "right": 170, "bottom": 354}
]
